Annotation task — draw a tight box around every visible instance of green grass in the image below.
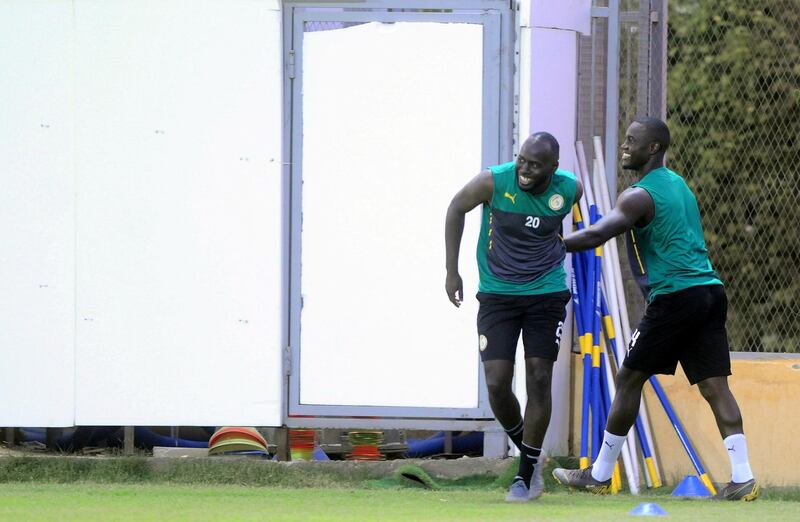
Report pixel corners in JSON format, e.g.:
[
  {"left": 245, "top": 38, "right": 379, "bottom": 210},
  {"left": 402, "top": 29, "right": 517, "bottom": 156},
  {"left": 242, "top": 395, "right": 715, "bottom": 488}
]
[
  {"left": 1, "top": 456, "right": 798, "bottom": 520},
  {"left": 0, "top": 483, "right": 797, "bottom": 521}
]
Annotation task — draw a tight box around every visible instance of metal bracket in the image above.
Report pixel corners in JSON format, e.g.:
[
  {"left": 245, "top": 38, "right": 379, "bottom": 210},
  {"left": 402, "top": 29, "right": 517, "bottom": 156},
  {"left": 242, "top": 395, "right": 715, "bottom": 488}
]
[
  {"left": 283, "top": 345, "right": 292, "bottom": 376},
  {"left": 650, "top": 10, "right": 660, "bottom": 23},
  {"left": 286, "top": 50, "right": 296, "bottom": 79},
  {"left": 591, "top": 6, "right": 609, "bottom": 18}
]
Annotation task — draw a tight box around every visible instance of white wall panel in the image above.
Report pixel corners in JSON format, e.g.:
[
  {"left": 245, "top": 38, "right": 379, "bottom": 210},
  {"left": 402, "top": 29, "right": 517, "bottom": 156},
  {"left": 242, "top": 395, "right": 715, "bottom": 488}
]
[
  {"left": 521, "top": 0, "right": 591, "bottom": 34},
  {"left": 0, "top": 1, "right": 75, "bottom": 426},
  {"left": 521, "top": 27, "right": 579, "bottom": 174},
  {"left": 74, "top": 1, "right": 283, "bottom": 425},
  {"left": 299, "top": 23, "right": 483, "bottom": 408}
]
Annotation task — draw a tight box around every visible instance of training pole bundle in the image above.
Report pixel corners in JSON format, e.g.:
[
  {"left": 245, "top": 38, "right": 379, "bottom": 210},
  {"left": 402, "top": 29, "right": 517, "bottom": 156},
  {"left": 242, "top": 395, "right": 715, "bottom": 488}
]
[
  {"left": 588, "top": 140, "right": 661, "bottom": 490},
  {"left": 589, "top": 138, "right": 660, "bottom": 489},
  {"left": 571, "top": 141, "right": 661, "bottom": 494},
  {"left": 571, "top": 144, "right": 636, "bottom": 494},
  {"left": 571, "top": 138, "right": 718, "bottom": 495}
]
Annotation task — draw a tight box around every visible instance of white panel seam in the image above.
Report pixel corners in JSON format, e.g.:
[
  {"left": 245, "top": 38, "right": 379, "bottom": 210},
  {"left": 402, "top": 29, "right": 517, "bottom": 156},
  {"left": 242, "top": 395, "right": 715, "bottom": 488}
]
[{"left": 71, "top": 0, "right": 78, "bottom": 427}]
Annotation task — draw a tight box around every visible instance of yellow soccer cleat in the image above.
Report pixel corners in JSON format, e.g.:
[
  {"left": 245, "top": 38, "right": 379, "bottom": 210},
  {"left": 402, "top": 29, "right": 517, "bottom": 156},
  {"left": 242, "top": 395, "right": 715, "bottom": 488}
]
[
  {"left": 712, "top": 479, "right": 760, "bottom": 501},
  {"left": 552, "top": 466, "right": 611, "bottom": 494}
]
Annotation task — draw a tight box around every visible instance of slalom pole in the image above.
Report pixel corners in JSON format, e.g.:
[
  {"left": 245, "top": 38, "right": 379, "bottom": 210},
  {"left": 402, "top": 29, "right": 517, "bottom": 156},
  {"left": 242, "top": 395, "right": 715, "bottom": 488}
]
[
  {"left": 600, "top": 292, "right": 658, "bottom": 489},
  {"left": 592, "top": 220, "right": 628, "bottom": 493},
  {"left": 571, "top": 260, "right": 590, "bottom": 469},
  {"left": 597, "top": 337, "right": 621, "bottom": 493},
  {"left": 592, "top": 155, "right": 644, "bottom": 490},
  {"left": 608, "top": 255, "right": 664, "bottom": 488},
  {"left": 577, "top": 145, "right": 603, "bottom": 462},
  {"left": 611, "top": 244, "right": 663, "bottom": 485},
  {"left": 597, "top": 234, "right": 652, "bottom": 489},
  {"left": 590, "top": 234, "right": 603, "bottom": 462},
  {"left": 649, "top": 376, "right": 717, "bottom": 495},
  {"left": 572, "top": 204, "right": 593, "bottom": 469},
  {"left": 592, "top": 137, "right": 661, "bottom": 485},
  {"left": 572, "top": 165, "right": 598, "bottom": 463},
  {"left": 576, "top": 142, "right": 640, "bottom": 493},
  {"left": 576, "top": 150, "right": 602, "bottom": 463},
  {"left": 600, "top": 294, "right": 639, "bottom": 495}
]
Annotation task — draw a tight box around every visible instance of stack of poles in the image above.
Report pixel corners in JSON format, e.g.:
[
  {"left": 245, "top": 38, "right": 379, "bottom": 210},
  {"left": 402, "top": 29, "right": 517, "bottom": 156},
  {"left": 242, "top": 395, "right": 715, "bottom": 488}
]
[
  {"left": 572, "top": 141, "right": 662, "bottom": 494},
  {"left": 571, "top": 146, "right": 630, "bottom": 494},
  {"left": 587, "top": 139, "right": 662, "bottom": 490},
  {"left": 591, "top": 138, "right": 715, "bottom": 495}
]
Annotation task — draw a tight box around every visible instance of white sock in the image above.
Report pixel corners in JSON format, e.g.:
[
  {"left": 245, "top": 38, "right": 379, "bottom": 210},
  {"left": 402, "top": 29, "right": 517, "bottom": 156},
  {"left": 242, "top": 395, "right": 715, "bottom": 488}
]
[
  {"left": 724, "top": 433, "right": 754, "bottom": 483},
  {"left": 591, "top": 431, "right": 626, "bottom": 482}
]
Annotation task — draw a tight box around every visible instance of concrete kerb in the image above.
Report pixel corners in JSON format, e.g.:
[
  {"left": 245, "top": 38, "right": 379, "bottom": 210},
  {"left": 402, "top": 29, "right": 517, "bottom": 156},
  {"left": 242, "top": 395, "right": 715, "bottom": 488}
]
[
  {"left": 0, "top": 451, "right": 513, "bottom": 483},
  {"left": 282, "top": 457, "right": 511, "bottom": 481}
]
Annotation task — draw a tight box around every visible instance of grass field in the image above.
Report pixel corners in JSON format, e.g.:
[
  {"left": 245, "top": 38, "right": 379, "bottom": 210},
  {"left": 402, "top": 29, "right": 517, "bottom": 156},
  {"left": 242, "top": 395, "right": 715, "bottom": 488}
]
[
  {"left": 0, "top": 456, "right": 798, "bottom": 520},
  {"left": 1, "top": 483, "right": 798, "bottom": 521}
]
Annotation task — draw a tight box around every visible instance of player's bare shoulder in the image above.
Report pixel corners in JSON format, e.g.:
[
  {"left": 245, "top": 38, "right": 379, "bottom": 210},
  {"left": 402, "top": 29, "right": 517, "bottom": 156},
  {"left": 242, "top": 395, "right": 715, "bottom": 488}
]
[
  {"left": 450, "top": 170, "right": 494, "bottom": 211},
  {"left": 617, "top": 186, "right": 655, "bottom": 227},
  {"left": 472, "top": 169, "right": 494, "bottom": 201}
]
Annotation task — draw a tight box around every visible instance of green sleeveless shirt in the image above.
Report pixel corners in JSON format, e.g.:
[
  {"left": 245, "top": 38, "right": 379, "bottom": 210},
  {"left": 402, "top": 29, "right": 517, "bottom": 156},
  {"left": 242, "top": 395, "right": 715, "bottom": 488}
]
[
  {"left": 625, "top": 167, "right": 722, "bottom": 301},
  {"left": 476, "top": 162, "right": 577, "bottom": 295}
]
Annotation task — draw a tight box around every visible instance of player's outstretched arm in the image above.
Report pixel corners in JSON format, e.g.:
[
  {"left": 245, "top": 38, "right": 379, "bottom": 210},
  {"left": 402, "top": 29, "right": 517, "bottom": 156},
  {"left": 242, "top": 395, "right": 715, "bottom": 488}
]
[
  {"left": 445, "top": 170, "right": 493, "bottom": 307},
  {"left": 564, "top": 186, "right": 653, "bottom": 252}
]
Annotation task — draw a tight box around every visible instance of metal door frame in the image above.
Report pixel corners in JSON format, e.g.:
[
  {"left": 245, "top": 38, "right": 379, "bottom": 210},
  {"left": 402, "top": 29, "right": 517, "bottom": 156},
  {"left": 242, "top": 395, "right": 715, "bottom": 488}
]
[{"left": 282, "top": 0, "right": 514, "bottom": 428}]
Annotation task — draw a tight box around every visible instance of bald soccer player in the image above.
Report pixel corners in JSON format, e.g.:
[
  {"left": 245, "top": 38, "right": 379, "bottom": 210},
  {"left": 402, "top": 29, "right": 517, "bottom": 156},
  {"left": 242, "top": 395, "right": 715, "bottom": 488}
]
[
  {"left": 552, "top": 117, "right": 758, "bottom": 501},
  {"left": 445, "top": 133, "right": 583, "bottom": 502}
]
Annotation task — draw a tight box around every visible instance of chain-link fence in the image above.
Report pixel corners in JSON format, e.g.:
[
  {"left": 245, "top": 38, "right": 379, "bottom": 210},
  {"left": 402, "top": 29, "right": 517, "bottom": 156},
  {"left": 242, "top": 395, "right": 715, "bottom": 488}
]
[
  {"left": 616, "top": 0, "right": 800, "bottom": 352},
  {"left": 667, "top": 0, "right": 800, "bottom": 352}
]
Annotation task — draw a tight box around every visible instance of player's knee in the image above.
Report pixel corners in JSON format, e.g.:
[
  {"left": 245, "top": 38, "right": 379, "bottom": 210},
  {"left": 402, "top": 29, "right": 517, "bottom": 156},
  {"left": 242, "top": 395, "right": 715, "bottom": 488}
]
[
  {"left": 485, "top": 375, "right": 513, "bottom": 399},
  {"left": 697, "top": 378, "right": 728, "bottom": 404},
  {"left": 615, "top": 367, "right": 648, "bottom": 395},
  {"left": 696, "top": 379, "right": 719, "bottom": 402},
  {"left": 525, "top": 366, "right": 552, "bottom": 395}
]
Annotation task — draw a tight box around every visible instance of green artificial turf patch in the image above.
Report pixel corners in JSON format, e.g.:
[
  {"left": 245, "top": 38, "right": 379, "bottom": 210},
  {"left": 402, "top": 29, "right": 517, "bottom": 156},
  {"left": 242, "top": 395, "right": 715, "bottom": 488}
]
[{"left": 394, "top": 464, "right": 441, "bottom": 490}]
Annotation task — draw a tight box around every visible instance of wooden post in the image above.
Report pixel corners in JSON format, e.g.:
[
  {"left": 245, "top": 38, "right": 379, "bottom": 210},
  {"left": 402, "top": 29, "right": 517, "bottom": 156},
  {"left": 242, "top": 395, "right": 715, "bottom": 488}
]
[
  {"left": 45, "top": 428, "right": 61, "bottom": 450},
  {"left": 124, "top": 426, "right": 135, "bottom": 455},
  {"left": 275, "top": 427, "right": 289, "bottom": 461}
]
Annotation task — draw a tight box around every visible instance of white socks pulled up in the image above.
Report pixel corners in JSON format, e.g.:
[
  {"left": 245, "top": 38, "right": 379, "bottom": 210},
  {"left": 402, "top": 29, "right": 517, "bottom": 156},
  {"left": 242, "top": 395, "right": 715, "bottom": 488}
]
[
  {"left": 591, "top": 431, "right": 626, "bottom": 482},
  {"left": 724, "top": 433, "right": 754, "bottom": 483}
]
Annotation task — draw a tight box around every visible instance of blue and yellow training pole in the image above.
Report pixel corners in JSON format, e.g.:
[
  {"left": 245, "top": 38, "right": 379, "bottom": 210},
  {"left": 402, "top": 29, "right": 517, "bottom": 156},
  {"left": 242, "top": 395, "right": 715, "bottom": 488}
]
[
  {"left": 649, "top": 376, "right": 716, "bottom": 495},
  {"left": 572, "top": 204, "right": 593, "bottom": 469}
]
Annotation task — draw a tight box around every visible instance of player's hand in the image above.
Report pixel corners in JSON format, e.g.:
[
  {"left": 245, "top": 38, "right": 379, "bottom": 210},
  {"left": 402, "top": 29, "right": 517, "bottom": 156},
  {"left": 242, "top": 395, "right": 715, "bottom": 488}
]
[{"left": 445, "top": 271, "right": 463, "bottom": 307}]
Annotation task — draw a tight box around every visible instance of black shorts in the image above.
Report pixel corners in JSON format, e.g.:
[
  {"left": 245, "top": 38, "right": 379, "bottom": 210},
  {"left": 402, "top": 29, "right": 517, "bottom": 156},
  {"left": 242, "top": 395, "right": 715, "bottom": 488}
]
[
  {"left": 623, "top": 284, "right": 732, "bottom": 385},
  {"left": 476, "top": 290, "right": 570, "bottom": 362}
]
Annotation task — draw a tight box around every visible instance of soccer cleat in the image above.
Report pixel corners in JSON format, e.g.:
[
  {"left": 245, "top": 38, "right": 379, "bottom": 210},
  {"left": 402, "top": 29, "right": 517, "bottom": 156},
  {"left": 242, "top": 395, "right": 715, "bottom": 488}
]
[
  {"left": 713, "top": 479, "right": 759, "bottom": 501},
  {"left": 552, "top": 466, "right": 611, "bottom": 494},
  {"left": 505, "top": 478, "right": 533, "bottom": 502},
  {"left": 528, "top": 463, "right": 544, "bottom": 500}
]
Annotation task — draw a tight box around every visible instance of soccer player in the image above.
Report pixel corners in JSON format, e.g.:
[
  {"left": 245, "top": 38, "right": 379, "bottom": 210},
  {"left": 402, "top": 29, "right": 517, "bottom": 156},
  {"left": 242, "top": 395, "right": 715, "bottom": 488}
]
[
  {"left": 445, "top": 133, "right": 583, "bottom": 502},
  {"left": 552, "top": 117, "right": 758, "bottom": 501}
]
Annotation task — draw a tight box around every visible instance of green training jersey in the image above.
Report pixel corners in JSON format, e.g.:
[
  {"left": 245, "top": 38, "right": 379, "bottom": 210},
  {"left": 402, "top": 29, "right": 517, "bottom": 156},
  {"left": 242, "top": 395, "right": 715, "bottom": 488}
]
[
  {"left": 476, "top": 162, "right": 577, "bottom": 295},
  {"left": 625, "top": 166, "right": 722, "bottom": 301}
]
